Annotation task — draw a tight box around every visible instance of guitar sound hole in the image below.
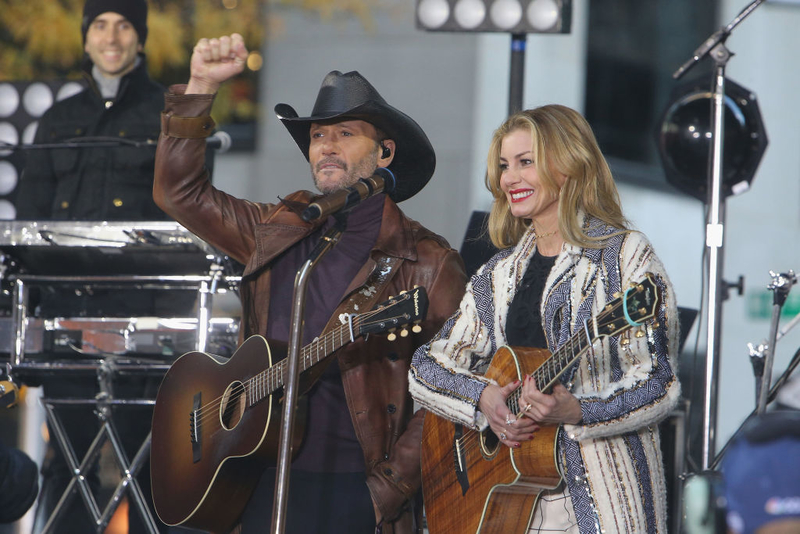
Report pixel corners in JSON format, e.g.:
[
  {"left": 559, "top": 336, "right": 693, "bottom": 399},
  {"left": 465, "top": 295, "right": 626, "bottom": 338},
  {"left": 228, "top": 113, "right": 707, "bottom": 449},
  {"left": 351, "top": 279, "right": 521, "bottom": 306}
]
[
  {"left": 480, "top": 430, "right": 501, "bottom": 459},
  {"left": 219, "top": 381, "right": 246, "bottom": 431}
]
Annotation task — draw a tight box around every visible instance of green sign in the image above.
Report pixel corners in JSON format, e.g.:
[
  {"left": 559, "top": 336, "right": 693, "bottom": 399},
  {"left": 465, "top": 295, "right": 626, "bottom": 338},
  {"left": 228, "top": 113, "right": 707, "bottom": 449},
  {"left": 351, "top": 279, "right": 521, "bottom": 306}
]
[{"left": 747, "top": 291, "right": 800, "bottom": 320}]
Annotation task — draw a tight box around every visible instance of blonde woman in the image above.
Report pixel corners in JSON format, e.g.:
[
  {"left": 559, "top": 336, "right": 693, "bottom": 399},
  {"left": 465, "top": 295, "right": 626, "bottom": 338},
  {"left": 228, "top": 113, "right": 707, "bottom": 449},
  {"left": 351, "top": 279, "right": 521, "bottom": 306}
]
[{"left": 410, "top": 105, "right": 680, "bottom": 533}]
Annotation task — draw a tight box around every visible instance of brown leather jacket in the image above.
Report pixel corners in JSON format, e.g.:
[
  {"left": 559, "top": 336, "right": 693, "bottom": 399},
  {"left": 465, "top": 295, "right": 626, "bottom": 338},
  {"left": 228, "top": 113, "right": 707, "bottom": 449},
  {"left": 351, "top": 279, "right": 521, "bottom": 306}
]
[{"left": 154, "top": 87, "right": 466, "bottom": 533}]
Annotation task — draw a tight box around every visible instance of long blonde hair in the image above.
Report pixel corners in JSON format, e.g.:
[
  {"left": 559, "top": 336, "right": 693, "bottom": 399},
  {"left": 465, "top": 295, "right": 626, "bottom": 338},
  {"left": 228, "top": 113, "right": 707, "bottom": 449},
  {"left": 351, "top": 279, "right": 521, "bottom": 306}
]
[{"left": 485, "top": 105, "right": 629, "bottom": 249}]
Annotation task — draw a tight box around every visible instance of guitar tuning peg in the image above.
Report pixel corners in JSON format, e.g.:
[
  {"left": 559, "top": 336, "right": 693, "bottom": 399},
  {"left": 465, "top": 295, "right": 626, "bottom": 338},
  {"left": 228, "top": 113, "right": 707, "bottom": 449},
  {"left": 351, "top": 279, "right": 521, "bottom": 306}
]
[
  {"left": 400, "top": 329, "right": 409, "bottom": 338},
  {"left": 635, "top": 329, "right": 645, "bottom": 338},
  {"left": 652, "top": 321, "right": 660, "bottom": 329},
  {"left": 399, "top": 289, "right": 407, "bottom": 295},
  {"left": 412, "top": 324, "right": 422, "bottom": 334},
  {"left": 387, "top": 331, "right": 397, "bottom": 342},
  {"left": 620, "top": 337, "right": 631, "bottom": 346}
]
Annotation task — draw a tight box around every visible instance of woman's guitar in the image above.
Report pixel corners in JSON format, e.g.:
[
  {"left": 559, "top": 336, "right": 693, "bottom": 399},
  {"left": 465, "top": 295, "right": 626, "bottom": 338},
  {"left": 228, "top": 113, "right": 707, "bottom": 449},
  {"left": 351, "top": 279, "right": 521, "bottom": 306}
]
[
  {"left": 421, "top": 273, "right": 661, "bottom": 534},
  {"left": 150, "top": 287, "right": 428, "bottom": 534}
]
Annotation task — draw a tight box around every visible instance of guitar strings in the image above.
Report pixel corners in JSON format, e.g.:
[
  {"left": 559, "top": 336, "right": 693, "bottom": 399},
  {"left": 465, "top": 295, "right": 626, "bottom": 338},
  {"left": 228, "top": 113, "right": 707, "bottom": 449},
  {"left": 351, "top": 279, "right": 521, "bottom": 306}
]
[
  {"left": 452, "top": 314, "right": 602, "bottom": 453},
  {"left": 189, "top": 312, "right": 374, "bottom": 429},
  {"left": 454, "top": 293, "right": 631, "bottom": 452},
  {"left": 188, "top": 305, "right": 414, "bottom": 432}
]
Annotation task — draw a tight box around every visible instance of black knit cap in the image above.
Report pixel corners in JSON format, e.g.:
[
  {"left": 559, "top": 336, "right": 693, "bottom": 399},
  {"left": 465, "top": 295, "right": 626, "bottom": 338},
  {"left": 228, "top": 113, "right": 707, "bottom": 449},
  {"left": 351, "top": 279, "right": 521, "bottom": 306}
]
[{"left": 81, "top": 0, "right": 148, "bottom": 45}]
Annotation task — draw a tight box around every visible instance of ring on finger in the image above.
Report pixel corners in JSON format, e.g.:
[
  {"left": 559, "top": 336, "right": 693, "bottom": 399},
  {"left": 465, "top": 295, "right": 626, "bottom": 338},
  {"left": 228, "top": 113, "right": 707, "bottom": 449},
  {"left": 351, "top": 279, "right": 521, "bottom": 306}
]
[
  {"left": 523, "top": 403, "right": 532, "bottom": 413},
  {"left": 505, "top": 413, "right": 515, "bottom": 425},
  {"left": 499, "top": 432, "right": 507, "bottom": 441}
]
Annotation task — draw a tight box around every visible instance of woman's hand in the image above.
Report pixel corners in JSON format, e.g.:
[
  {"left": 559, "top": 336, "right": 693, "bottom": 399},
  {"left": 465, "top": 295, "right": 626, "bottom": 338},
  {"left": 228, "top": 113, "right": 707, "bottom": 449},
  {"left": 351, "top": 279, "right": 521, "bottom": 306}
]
[
  {"left": 519, "top": 375, "right": 582, "bottom": 425},
  {"left": 478, "top": 381, "right": 540, "bottom": 448}
]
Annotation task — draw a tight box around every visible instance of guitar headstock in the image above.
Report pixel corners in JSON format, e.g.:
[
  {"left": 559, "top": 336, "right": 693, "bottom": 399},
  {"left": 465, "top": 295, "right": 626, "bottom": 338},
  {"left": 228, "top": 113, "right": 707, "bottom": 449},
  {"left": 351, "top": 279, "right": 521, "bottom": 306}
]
[
  {"left": 596, "top": 273, "right": 661, "bottom": 339},
  {"left": 359, "top": 286, "right": 429, "bottom": 339}
]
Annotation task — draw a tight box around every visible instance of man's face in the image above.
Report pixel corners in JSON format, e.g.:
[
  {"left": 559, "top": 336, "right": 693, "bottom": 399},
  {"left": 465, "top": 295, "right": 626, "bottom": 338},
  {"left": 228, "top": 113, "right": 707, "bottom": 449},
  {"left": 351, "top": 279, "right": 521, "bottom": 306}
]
[
  {"left": 308, "top": 119, "right": 381, "bottom": 194},
  {"left": 84, "top": 12, "right": 142, "bottom": 78}
]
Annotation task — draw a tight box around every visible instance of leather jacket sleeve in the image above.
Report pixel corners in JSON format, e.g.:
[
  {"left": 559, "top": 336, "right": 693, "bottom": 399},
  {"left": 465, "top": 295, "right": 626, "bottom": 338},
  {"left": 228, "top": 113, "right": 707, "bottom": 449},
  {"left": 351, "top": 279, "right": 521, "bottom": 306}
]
[
  {"left": 154, "top": 85, "right": 272, "bottom": 264},
  {"left": 364, "top": 243, "right": 466, "bottom": 523}
]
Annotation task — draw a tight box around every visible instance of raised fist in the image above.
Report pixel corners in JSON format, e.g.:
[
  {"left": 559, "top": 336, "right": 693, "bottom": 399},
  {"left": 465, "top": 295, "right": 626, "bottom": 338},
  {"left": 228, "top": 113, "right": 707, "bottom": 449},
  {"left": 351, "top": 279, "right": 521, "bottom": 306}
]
[{"left": 186, "top": 33, "right": 248, "bottom": 95}]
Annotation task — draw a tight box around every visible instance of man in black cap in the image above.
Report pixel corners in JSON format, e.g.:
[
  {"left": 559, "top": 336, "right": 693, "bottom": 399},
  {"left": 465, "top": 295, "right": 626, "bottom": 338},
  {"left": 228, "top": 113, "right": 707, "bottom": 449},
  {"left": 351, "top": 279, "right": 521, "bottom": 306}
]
[
  {"left": 152, "top": 34, "right": 466, "bottom": 533},
  {"left": 15, "top": 1, "right": 174, "bottom": 533},
  {"left": 16, "top": 0, "right": 165, "bottom": 220}
]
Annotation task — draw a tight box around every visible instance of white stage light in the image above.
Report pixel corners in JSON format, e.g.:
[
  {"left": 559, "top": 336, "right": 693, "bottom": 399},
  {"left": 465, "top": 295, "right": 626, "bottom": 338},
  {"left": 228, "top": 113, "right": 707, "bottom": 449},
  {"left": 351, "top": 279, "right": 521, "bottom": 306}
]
[
  {"left": 0, "top": 123, "right": 19, "bottom": 157},
  {"left": 453, "top": 0, "right": 486, "bottom": 30},
  {"left": 56, "top": 82, "right": 84, "bottom": 102},
  {"left": 0, "top": 84, "right": 20, "bottom": 118},
  {"left": 22, "top": 82, "right": 54, "bottom": 118},
  {"left": 527, "top": 0, "right": 560, "bottom": 32},
  {"left": 418, "top": 0, "right": 451, "bottom": 29},
  {"left": 0, "top": 161, "right": 18, "bottom": 196},
  {"left": 491, "top": 0, "right": 523, "bottom": 30}
]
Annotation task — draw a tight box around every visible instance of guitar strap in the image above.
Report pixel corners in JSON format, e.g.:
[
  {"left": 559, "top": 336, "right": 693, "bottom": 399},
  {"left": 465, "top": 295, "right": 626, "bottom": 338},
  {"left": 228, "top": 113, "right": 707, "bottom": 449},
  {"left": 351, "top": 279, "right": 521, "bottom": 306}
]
[
  {"left": 326, "top": 254, "right": 402, "bottom": 334},
  {"left": 305, "top": 253, "right": 403, "bottom": 385}
]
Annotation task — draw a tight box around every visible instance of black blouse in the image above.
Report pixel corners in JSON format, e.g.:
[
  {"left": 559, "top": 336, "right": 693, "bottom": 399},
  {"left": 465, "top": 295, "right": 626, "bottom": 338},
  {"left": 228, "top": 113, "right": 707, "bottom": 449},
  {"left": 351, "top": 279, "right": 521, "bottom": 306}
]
[{"left": 505, "top": 250, "right": 557, "bottom": 349}]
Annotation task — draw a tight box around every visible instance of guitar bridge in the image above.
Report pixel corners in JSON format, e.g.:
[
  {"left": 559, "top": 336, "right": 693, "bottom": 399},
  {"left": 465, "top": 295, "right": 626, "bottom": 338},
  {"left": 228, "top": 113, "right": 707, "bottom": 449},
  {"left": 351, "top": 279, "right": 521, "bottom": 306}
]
[
  {"left": 453, "top": 423, "right": 470, "bottom": 495},
  {"left": 190, "top": 392, "right": 202, "bottom": 463}
]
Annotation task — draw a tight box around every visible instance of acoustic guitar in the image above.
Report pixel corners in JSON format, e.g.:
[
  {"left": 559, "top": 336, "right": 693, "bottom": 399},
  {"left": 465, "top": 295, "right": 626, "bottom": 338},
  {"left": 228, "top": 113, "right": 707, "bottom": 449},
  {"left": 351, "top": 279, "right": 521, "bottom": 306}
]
[
  {"left": 421, "top": 274, "right": 661, "bottom": 534},
  {"left": 150, "top": 287, "right": 428, "bottom": 533}
]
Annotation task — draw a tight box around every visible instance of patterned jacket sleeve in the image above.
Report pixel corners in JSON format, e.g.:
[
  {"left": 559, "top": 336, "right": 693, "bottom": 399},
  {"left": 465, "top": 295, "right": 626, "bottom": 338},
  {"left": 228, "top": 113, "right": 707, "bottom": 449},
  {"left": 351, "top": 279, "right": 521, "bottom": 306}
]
[
  {"left": 409, "top": 263, "right": 498, "bottom": 430},
  {"left": 563, "top": 232, "right": 681, "bottom": 441}
]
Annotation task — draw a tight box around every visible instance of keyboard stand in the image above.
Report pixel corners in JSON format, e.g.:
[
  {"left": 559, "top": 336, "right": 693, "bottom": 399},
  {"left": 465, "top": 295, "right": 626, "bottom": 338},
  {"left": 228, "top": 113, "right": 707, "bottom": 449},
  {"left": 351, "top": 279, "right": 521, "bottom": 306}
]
[{"left": 39, "top": 358, "right": 161, "bottom": 533}]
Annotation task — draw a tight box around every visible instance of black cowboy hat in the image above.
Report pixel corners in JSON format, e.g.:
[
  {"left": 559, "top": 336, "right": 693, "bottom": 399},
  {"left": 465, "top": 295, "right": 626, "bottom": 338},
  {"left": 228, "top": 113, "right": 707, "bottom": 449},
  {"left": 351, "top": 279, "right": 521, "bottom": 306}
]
[{"left": 274, "top": 70, "right": 436, "bottom": 203}]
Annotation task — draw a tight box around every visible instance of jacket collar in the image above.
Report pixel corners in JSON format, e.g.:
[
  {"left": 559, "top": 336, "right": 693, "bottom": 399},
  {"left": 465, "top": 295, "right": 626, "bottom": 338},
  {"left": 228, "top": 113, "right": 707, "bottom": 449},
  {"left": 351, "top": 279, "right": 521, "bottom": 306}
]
[
  {"left": 276, "top": 190, "right": 419, "bottom": 262},
  {"left": 81, "top": 52, "right": 150, "bottom": 104},
  {"left": 373, "top": 196, "right": 418, "bottom": 262},
  {"left": 243, "top": 190, "right": 419, "bottom": 279}
]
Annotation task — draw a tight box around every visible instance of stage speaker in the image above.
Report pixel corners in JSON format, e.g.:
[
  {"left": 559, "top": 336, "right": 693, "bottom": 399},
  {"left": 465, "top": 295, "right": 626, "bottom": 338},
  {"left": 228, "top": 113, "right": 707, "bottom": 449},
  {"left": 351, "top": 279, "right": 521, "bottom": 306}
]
[{"left": 0, "top": 80, "right": 86, "bottom": 220}]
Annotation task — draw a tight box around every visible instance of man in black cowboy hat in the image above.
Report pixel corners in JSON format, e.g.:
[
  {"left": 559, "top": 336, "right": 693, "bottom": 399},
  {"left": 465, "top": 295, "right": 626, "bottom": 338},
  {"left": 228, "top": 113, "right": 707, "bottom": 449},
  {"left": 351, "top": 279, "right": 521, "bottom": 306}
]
[{"left": 153, "top": 34, "right": 466, "bottom": 533}]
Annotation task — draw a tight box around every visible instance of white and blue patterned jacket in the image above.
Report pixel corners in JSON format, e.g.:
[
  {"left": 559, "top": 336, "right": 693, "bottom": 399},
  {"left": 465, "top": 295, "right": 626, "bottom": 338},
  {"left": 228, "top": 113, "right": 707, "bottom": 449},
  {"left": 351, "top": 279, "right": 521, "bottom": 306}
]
[{"left": 410, "top": 215, "right": 680, "bottom": 533}]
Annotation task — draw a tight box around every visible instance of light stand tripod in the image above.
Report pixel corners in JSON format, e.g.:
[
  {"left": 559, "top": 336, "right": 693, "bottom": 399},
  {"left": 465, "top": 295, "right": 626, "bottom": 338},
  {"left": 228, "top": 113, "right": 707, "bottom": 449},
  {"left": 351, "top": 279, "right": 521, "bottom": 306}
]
[
  {"left": 509, "top": 33, "right": 526, "bottom": 115},
  {"left": 672, "top": 0, "right": 767, "bottom": 471}
]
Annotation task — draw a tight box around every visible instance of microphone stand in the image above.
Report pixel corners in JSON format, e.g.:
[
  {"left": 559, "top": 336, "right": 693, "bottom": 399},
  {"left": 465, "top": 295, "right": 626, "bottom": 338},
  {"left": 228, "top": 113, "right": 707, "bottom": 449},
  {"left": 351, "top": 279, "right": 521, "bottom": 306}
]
[
  {"left": 672, "top": 0, "right": 766, "bottom": 471},
  {"left": 0, "top": 137, "right": 157, "bottom": 151},
  {"left": 756, "top": 271, "right": 797, "bottom": 414},
  {"left": 748, "top": 271, "right": 797, "bottom": 410},
  {"left": 711, "top": 342, "right": 800, "bottom": 470},
  {"left": 270, "top": 211, "right": 349, "bottom": 534}
]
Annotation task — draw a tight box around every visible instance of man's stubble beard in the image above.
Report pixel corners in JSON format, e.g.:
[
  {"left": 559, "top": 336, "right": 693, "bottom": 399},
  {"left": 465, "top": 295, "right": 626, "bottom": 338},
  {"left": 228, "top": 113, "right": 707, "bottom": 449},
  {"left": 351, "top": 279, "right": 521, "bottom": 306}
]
[{"left": 312, "top": 151, "right": 379, "bottom": 194}]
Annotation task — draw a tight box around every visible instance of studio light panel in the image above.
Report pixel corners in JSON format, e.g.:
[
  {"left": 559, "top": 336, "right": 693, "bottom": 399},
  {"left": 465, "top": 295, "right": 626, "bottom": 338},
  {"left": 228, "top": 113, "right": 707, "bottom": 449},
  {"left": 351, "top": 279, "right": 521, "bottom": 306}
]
[
  {"left": 416, "top": 0, "right": 571, "bottom": 34},
  {"left": 0, "top": 80, "right": 85, "bottom": 219}
]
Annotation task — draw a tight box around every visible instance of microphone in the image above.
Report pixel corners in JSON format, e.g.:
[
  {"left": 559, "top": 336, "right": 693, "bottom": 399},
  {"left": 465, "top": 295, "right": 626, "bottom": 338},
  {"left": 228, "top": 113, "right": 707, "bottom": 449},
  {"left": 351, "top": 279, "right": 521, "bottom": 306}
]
[
  {"left": 206, "top": 131, "right": 232, "bottom": 153},
  {"left": 302, "top": 167, "right": 396, "bottom": 222}
]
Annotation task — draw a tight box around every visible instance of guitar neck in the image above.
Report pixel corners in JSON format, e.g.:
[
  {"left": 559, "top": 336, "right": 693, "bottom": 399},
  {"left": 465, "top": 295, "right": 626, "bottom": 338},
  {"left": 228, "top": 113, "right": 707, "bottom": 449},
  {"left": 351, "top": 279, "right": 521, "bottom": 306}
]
[
  {"left": 503, "top": 274, "right": 659, "bottom": 417},
  {"left": 506, "top": 322, "right": 595, "bottom": 414},
  {"left": 248, "top": 321, "right": 359, "bottom": 406},
  {"left": 537, "top": 327, "right": 595, "bottom": 393}
]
